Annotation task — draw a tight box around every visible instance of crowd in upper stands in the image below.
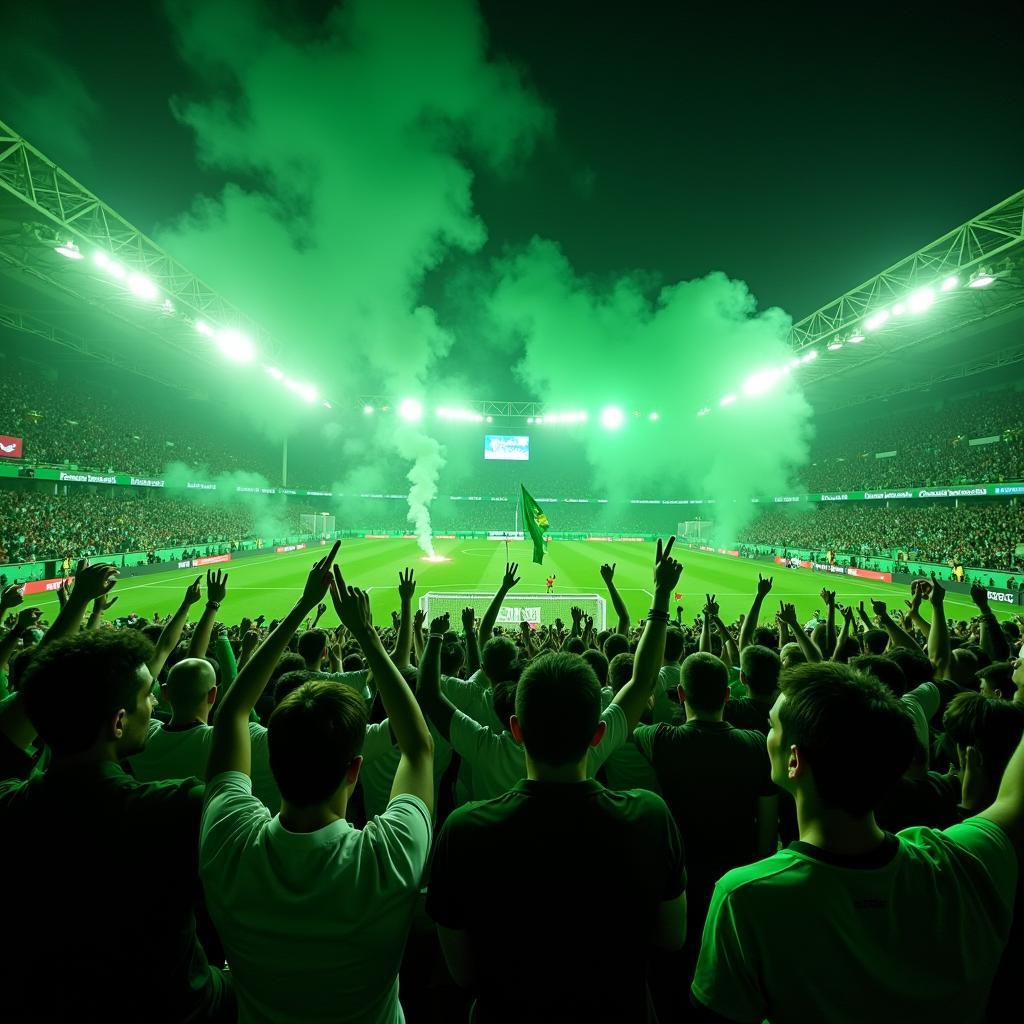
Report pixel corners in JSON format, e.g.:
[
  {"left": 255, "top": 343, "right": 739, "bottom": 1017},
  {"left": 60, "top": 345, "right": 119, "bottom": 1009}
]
[{"left": 0, "top": 543, "right": 1021, "bottom": 1023}]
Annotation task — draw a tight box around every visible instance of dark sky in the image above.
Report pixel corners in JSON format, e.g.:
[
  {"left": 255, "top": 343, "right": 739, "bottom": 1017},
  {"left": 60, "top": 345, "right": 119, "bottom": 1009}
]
[{"left": 3, "top": 0, "right": 1022, "bottom": 319}]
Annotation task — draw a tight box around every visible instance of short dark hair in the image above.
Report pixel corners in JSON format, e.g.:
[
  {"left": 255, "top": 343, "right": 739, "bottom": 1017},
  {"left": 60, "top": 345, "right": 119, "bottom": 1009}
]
[
  {"left": 297, "top": 629, "right": 327, "bottom": 665},
  {"left": 863, "top": 629, "right": 889, "bottom": 655},
  {"left": 23, "top": 631, "right": 154, "bottom": 755},
  {"left": 851, "top": 654, "right": 908, "bottom": 698},
  {"left": 482, "top": 636, "right": 518, "bottom": 681},
  {"left": 603, "top": 633, "right": 629, "bottom": 660},
  {"left": 342, "top": 653, "right": 365, "bottom": 672},
  {"left": 752, "top": 625, "right": 778, "bottom": 650},
  {"left": 580, "top": 649, "right": 608, "bottom": 685},
  {"left": 440, "top": 642, "right": 464, "bottom": 675},
  {"left": 943, "top": 692, "right": 1024, "bottom": 784},
  {"left": 680, "top": 652, "right": 728, "bottom": 712},
  {"left": 978, "top": 663, "right": 1015, "bottom": 701},
  {"left": 491, "top": 680, "right": 518, "bottom": 730},
  {"left": 739, "top": 645, "right": 781, "bottom": 697},
  {"left": 274, "top": 669, "right": 323, "bottom": 707},
  {"left": 664, "top": 628, "right": 685, "bottom": 662},
  {"left": 564, "top": 636, "right": 586, "bottom": 655},
  {"left": 269, "top": 653, "right": 307, "bottom": 699},
  {"left": 515, "top": 653, "right": 601, "bottom": 766},
  {"left": 884, "top": 648, "right": 933, "bottom": 689},
  {"left": 778, "top": 662, "right": 916, "bottom": 816},
  {"left": 607, "top": 652, "right": 634, "bottom": 692},
  {"left": 268, "top": 680, "right": 368, "bottom": 806}
]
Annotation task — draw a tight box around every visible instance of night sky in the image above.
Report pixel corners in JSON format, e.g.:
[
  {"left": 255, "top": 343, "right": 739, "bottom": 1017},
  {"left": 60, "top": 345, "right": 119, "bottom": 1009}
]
[{"left": 3, "top": 0, "right": 1022, "bottom": 318}]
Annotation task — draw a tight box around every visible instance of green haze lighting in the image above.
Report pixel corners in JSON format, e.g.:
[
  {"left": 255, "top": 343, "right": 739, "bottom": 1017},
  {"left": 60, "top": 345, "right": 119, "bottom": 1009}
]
[
  {"left": 865, "top": 310, "right": 890, "bottom": 331},
  {"left": 648, "top": 411, "right": 659, "bottom": 421},
  {"left": 398, "top": 397, "right": 423, "bottom": 423},
  {"left": 600, "top": 405, "right": 625, "bottom": 429},
  {"left": 285, "top": 379, "right": 317, "bottom": 403},
  {"left": 55, "top": 240, "right": 83, "bottom": 260},
  {"left": 907, "top": 286, "right": 935, "bottom": 313},
  {"left": 940, "top": 274, "right": 959, "bottom": 291},
  {"left": 969, "top": 268, "right": 995, "bottom": 288},
  {"left": 265, "top": 365, "right": 284, "bottom": 380}
]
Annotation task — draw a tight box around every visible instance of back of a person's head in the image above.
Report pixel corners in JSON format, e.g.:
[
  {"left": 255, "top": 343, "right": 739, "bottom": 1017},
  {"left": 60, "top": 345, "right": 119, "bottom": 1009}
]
[
  {"left": 580, "top": 649, "right": 608, "bottom": 685},
  {"left": 482, "top": 635, "right": 518, "bottom": 681},
  {"left": 274, "top": 668, "right": 323, "bottom": 707},
  {"left": 944, "top": 691, "right": 1024, "bottom": 784},
  {"left": 680, "top": 652, "right": 728, "bottom": 713},
  {"left": 269, "top": 652, "right": 307, "bottom": 695},
  {"left": 23, "top": 630, "right": 154, "bottom": 756},
  {"left": 297, "top": 629, "right": 327, "bottom": 666},
  {"left": 851, "top": 654, "right": 908, "bottom": 698},
  {"left": 778, "top": 662, "right": 916, "bottom": 816},
  {"left": 607, "top": 652, "right": 634, "bottom": 693},
  {"left": 603, "top": 632, "right": 629, "bottom": 660},
  {"left": 515, "top": 652, "right": 601, "bottom": 766},
  {"left": 950, "top": 647, "right": 980, "bottom": 689},
  {"left": 140, "top": 623, "right": 163, "bottom": 646},
  {"left": 268, "top": 680, "right": 368, "bottom": 807},
  {"left": 491, "top": 680, "right": 518, "bottom": 730},
  {"left": 751, "top": 626, "right": 778, "bottom": 651},
  {"left": 739, "top": 645, "right": 781, "bottom": 698},
  {"left": 664, "top": 627, "right": 685, "bottom": 663},
  {"left": 978, "top": 662, "right": 1015, "bottom": 701},
  {"left": 564, "top": 636, "right": 586, "bottom": 655},
  {"left": 884, "top": 647, "right": 933, "bottom": 689},
  {"left": 779, "top": 642, "right": 806, "bottom": 668},
  {"left": 164, "top": 658, "right": 216, "bottom": 713},
  {"left": 863, "top": 629, "right": 889, "bottom": 655},
  {"left": 341, "top": 653, "right": 365, "bottom": 673},
  {"left": 440, "top": 641, "right": 465, "bottom": 675}
]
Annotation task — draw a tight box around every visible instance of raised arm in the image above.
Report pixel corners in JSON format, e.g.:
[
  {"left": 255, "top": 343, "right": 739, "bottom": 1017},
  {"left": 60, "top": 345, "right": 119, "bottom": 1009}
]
[
  {"left": 479, "top": 563, "right": 520, "bottom": 647},
  {"left": 820, "top": 588, "right": 837, "bottom": 658},
  {"left": 698, "top": 595, "right": 714, "bottom": 654},
  {"left": 208, "top": 544, "right": 339, "bottom": 780},
  {"left": 415, "top": 613, "right": 456, "bottom": 744},
  {"left": 926, "top": 581, "right": 952, "bottom": 680},
  {"left": 41, "top": 562, "right": 118, "bottom": 646},
  {"left": 461, "top": 607, "right": 481, "bottom": 675},
  {"left": 335, "top": 571, "right": 433, "bottom": 810},
  {"left": 979, "top": 727, "right": 1024, "bottom": 853},
  {"left": 393, "top": 568, "right": 416, "bottom": 671},
  {"left": 187, "top": 569, "right": 228, "bottom": 657},
  {"left": 856, "top": 600, "right": 873, "bottom": 633},
  {"left": 600, "top": 562, "right": 632, "bottom": 636},
  {"left": 518, "top": 619, "right": 536, "bottom": 659},
  {"left": 715, "top": 614, "right": 739, "bottom": 672},
  {"left": 971, "top": 584, "right": 1010, "bottom": 662},
  {"left": 871, "top": 599, "right": 922, "bottom": 653},
  {"left": 613, "top": 538, "right": 683, "bottom": 731},
  {"left": 832, "top": 604, "right": 854, "bottom": 661},
  {"left": 86, "top": 592, "right": 118, "bottom": 631},
  {"left": 739, "top": 574, "right": 773, "bottom": 651},
  {"left": 150, "top": 577, "right": 203, "bottom": 677},
  {"left": 412, "top": 608, "right": 425, "bottom": 664},
  {"left": 905, "top": 580, "right": 932, "bottom": 640},
  {"left": 778, "top": 602, "right": 822, "bottom": 663}
]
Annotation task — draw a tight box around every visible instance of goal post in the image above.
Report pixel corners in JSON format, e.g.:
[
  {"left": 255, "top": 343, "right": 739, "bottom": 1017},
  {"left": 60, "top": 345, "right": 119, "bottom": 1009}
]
[
  {"left": 420, "top": 592, "right": 607, "bottom": 631},
  {"left": 300, "top": 513, "right": 336, "bottom": 538},
  {"left": 678, "top": 520, "right": 714, "bottom": 542}
]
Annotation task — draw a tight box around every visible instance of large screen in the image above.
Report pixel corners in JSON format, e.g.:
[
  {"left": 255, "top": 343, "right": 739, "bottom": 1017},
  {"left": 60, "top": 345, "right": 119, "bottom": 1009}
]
[{"left": 484, "top": 435, "right": 530, "bottom": 461}]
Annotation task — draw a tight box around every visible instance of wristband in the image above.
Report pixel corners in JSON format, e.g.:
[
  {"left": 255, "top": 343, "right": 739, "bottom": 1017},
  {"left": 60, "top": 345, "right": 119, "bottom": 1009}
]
[
  {"left": 647, "top": 609, "right": 670, "bottom": 623},
  {"left": 428, "top": 632, "right": 445, "bottom": 640},
  {"left": 206, "top": 601, "right": 221, "bottom": 610}
]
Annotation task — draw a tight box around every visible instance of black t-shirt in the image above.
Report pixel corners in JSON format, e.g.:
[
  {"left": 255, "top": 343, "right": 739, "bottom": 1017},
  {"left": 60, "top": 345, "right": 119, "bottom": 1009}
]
[
  {"left": 874, "top": 771, "right": 961, "bottom": 833},
  {"left": 0, "top": 731, "right": 35, "bottom": 781},
  {"left": 723, "top": 696, "right": 772, "bottom": 735},
  {"left": 0, "top": 760, "right": 216, "bottom": 1022},
  {"left": 636, "top": 720, "right": 775, "bottom": 909},
  {"left": 427, "top": 778, "right": 686, "bottom": 1023}
]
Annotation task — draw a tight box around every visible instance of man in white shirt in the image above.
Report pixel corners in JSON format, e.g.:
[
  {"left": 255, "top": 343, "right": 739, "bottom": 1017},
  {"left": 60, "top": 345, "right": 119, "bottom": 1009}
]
[
  {"left": 199, "top": 547, "right": 434, "bottom": 1024},
  {"left": 129, "top": 657, "right": 281, "bottom": 811}
]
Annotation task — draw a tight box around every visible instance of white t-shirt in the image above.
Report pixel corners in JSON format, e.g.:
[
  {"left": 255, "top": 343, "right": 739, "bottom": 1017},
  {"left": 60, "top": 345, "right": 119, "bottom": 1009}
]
[
  {"left": 130, "top": 720, "right": 281, "bottom": 811},
  {"left": 449, "top": 702, "right": 629, "bottom": 802},
  {"left": 441, "top": 673, "right": 503, "bottom": 733},
  {"left": 200, "top": 772, "right": 431, "bottom": 1024},
  {"left": 901, "top": 680, "right": 940, "bottom": 753},
  {"left": 322, "top": 669, "right": 374, "bottom": 701},
  {"left": 359, "top": 720, "right": 452, "bottom": 821}
]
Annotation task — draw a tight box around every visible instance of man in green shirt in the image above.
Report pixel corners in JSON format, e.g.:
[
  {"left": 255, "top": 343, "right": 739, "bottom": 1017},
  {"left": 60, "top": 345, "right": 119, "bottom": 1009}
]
[{"left": 692, "top": 661, "right": 1021, "bottom": 1024}]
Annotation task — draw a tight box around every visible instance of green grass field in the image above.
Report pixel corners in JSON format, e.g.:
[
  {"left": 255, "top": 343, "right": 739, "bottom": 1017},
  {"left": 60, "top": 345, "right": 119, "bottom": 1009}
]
[{"left": 22, "top": 538, "right": 1018, "bottom": 629}]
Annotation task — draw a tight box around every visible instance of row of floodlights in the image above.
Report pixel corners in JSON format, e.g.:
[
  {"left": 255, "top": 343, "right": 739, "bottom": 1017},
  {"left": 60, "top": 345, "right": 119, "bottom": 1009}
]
[
  {"left": 704, "top": 269, "right": 998, "bottom": 415},
  {"left": 55, "top": 240, "right": 331, "bottom": 409},
  {"left": 362, "top": 402, "right": 658, "bottom": 429}
]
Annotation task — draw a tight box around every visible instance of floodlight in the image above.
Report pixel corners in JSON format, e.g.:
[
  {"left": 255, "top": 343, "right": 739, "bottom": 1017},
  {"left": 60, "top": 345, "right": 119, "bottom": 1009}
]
[
  {"left": 93, "top": 250, "right": 110, "bottom": 268},
  {"left": 398, "top": 397, "right": 423, "bottom": 423},
  {"left": 789, "top": 358, "right": 800, "bottom": 369},
  {"left": 891, "top": 303, "right": 905, "bottom": 316},
  {"left": 801, "top": 350, "right": 818, "bottom": 363},
  {"left": 486, "top": 415, "right": 493, "bottom": 423},
  {"left": 285, "top": 379, "right": 317, "bottom": 403},
  {"left": 196, "top": 320, "right": 215, "bottom": 337},
  {"left": 127, "top": 272, "right": 158, "bottom": 301},
  {"left": 265, "top": 366, "right": 284, "bottom": 380},
  {"left": 907, "top": 287, "right": 934, "bottom": 313},
  {"left": 216, "top": 328, "right": 255, "bottom": 363},
  {"left": 323, "top": 401, "right": 332, "bottom": 410},
  {"left": 720, "top": 394, "right": 737, "bottom": 407},
  {"left": 940, "top": 274, "right": 959, "bottom": 291},
  {"left": 160, "top": 299, "right": 175, "bottom": 315},
  {"left": 697, "top": 407, "right": 711, "bottom": 417},
  {"left": 827, "top": 340, "right": 843, "bottom": 351},
  {"left": 55, "top": 240, "right": 83, "bottom": 260},
  {"left": 848, "top": 330, "right": 864, "bottom": 344},
  {"left": 648, "top": 411, "right": 659, "bottom": 421},
  {"left": 363, "top": 404, "right": 375, "bottom": 414},
  {"left": 600, "top": 406, "right": 625, "bottom": 429},
  {"left": 527, "top": 417, "right": 534, "bottom": 424},
  {"left": 969, "top": 268, "right": 995, "bottom": 288},
  {"left": 742, "top": 368, "right": 783, "bottom": 396},
  {"left": 864, "top": 310, "right": 890, "bottom": 331},
  {"left": 106, "top": 260, "right": 126, "bottom": 280}
]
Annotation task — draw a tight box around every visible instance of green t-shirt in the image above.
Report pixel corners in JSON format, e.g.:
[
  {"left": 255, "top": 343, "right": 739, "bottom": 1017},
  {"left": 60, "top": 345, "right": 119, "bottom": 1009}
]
[{"left": 692, "top": 817, "right": 1017, "bottom": 1023}]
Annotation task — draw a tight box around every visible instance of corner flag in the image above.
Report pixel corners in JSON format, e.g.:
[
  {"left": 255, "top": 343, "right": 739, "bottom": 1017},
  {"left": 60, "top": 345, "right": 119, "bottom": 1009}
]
[{"left": 520, "top": 484, "right": 549, "bottom": 565}]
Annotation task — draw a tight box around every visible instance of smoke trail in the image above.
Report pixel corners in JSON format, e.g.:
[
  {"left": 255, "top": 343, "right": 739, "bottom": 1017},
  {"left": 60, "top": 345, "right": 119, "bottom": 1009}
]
[{"left": 394, "top": 428, "right": 445, "bottom": 556}]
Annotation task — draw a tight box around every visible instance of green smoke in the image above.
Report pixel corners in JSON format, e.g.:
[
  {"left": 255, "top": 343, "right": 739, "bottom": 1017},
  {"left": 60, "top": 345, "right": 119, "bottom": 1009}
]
[
  {"left": 482, "top": 238, "right": 813, "bottom": 541},
  {"left": 157, "top": 0, "right": 549, "bottom": 553}
]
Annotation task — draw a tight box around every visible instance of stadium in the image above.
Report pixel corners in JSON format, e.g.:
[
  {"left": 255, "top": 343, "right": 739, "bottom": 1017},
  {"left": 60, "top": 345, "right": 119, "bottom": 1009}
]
[{"left": 1, "top": 4, "right": 1022, "bottom": 1023}]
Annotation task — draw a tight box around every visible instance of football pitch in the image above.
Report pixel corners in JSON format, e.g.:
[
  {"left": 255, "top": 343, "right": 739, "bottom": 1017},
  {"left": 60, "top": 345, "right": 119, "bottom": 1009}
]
[{"left": 22, "top": 538, "right": 1017, "bottom": 629}]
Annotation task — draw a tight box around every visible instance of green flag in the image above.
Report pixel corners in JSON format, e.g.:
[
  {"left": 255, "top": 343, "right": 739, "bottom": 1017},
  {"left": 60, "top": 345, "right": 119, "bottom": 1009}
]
[{"left": 520, "top": 484, "right": 549, "bottom": 565}]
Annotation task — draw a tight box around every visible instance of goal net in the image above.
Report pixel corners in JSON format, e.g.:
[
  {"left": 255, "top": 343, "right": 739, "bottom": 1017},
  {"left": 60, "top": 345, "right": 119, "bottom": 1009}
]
[
  {"left": 678, "top": 520, "right": 715, "bottom": 542},
  {"left": 300, "top": 513, "right": 336, "bottom": 538},
  {"left": 420, "top": 592, "right": 607, "bottom": 631}
]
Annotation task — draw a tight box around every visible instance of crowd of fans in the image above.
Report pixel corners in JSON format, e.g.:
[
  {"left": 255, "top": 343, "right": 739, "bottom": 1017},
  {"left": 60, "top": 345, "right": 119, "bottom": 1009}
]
[
  {"left": 740, "top": 501, "right": 1023, "bottom": 572},
  {"left": 0, "top": 546, "right": 1021, "bottom": 1022}
]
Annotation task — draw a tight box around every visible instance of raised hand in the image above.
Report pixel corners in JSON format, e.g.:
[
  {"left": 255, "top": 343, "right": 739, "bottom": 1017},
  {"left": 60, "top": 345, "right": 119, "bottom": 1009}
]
[
  {"left": 929, "top": 579, "right": 946, "bottom": 605},
  {"left": 398, "top": 567, "right": 416, "bottom": 602},
  {"left": 502, "top": 562, "right": 521, "bottom": 591},
  {"left": 1, "top": 583, "right": 24, "bottom": 613},
  {"left": 301, "top": 541, "right": 341, "bottom": 610},
  {"left": 69, "top": 563, "right": 118, "bottom": 603},
  {"left": 704, "top": 593, "right": 719, "bottom": 618},
  {"left": 391, "top": 610, "right": 401, "bottom": 630},
  {"left": 93, "top": 593, "right": 118, "bottom": 612},
  {"left": 819, "top": 588, "right": 836, "bottom": 607},
  {"left": 206, "top": 568, "right": 228, "bottom": 603},
  {"left": 331, "top": 567, "right": 373, "bottom": 634},
  {"left": 430, "top": 612, "right": 451, "bottom": 635},
  {"left": 413, "top": 608, "right": 426, "bottom": 631},
  {"left": 870, "top": 598, "right": 888, "bottom": 619},
  {"left": 183, "top": 576, "right": 203, "bottom": 606},
  {"left": 600, "top": 563, "right": 616, "bottom": 584},
  {"left": 571, "top": 606, "right": 583, "bottom": 626},
  {"left": 756, "top": 574, "right": 774, "bottom": 598},
  {"left": 240, "top": 629, "right": 260, "bottom": 658},
  {"left": 653, "top": 536, "right": 683, "bottom": 593},
  {"left": 461, "top": 606, "right": 476, "bottom": 631},
  {"left": 970, "top": 583, "right": 990, "bottom": 611},
  {"left": 16, "top": 607, "right": 42, "bottom": 631},
  {"left": 839, "top": 603, "right": 854, "bottom": 624},
  {"left": 778, "top": 601, "right": 799, "bottom": 627}
]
